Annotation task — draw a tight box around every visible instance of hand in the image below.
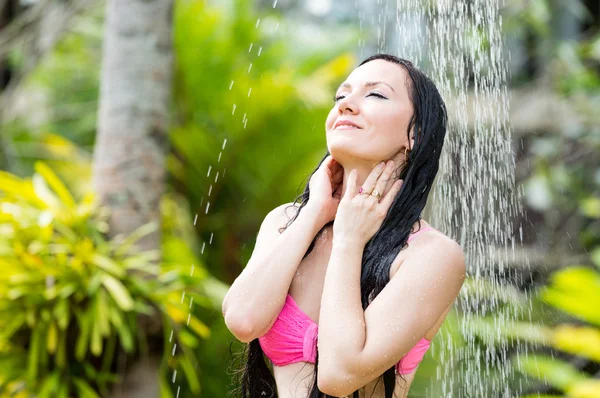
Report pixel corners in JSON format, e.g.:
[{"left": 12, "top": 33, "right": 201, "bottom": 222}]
[
  {"left": 333, "top": 160, "right": 404, "bottom": 246},
  {"left": 308, "top": 155, "right": 344, "bottom": 226}
]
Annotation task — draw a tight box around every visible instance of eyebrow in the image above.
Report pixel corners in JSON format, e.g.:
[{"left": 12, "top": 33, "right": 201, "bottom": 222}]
[{"left": 337, "top": 81, "right": 396, "bottom": 93}]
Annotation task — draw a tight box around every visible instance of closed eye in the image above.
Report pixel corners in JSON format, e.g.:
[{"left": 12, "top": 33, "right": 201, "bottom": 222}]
[{"left": 333, "top": 92, "right": 388, "bottom": 103}]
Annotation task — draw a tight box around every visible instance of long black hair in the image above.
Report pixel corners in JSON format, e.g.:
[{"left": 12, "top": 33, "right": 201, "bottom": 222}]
[{"left": 233, "top": 54, "right": 448, "bottom": 398}]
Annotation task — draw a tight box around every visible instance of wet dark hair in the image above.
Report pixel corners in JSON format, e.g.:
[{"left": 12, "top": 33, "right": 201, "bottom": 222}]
[{"left": 233, "top": 53, "right": 448, "bottom": 397}]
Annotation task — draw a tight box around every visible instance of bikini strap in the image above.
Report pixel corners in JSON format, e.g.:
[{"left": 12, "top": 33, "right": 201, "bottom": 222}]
[{"left": 407, "top": 225, "right": 436, "bottom": 241}]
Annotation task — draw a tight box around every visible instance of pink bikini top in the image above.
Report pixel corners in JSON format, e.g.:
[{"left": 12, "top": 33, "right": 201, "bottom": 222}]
[{"left": 258, "top": 226, "right": 436, "bottom": 375}]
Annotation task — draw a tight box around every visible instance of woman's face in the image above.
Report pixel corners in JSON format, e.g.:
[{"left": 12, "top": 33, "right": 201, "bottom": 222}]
[{"left": 325, "top": 59, "right": 414, "bottom": 163}]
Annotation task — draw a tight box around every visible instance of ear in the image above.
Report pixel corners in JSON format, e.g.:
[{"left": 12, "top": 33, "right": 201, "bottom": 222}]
[{"left": 409, "top": 126, "right": 418, "bottom": 150}]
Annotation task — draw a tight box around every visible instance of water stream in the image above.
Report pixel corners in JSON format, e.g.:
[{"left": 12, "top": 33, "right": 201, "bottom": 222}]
[{"left": 356, "top": 0, "right": 535, "bottom": 396}]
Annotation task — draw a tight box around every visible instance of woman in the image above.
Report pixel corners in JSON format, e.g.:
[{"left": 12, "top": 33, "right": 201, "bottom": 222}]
[{"left": 222, "top": 54, "right": 466, "bottom": 398}]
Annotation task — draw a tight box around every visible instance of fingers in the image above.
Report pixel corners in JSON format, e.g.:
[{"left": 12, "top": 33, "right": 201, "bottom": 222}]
[
  {"left": 361, "top": 161, "right": 387, "bottom": 194},
  {"left": 333, "top": 167, "right": 343, "bottom": 184},
  {"left": 344, "top": 169, "right": 357, "bottom": 199},
  {"left": 373, "top": 160, "right": 396, "bottom": 197},
  {"left": 380, "top": 179, "right": 403, "bottom": 208},
  {"left": 324, "top": 155, "right": 335, "bottom": 176}
]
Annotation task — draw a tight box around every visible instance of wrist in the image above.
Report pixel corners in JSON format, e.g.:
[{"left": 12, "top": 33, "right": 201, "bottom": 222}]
[
  {"left": 305, "top": 200, "right": 329, "bottom": 226},
  {"left": 332, "top": 236, "right": 365, "bottom": 250}
]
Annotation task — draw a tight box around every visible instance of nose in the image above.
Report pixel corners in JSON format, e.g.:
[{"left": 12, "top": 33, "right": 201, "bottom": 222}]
[{"left": 337, "top": 93, "right": 358, "bottom": 115}]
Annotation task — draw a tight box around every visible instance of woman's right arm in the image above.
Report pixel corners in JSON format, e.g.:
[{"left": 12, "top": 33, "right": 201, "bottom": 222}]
[{"left": 222, "top": 201, "right": 325, "bottom": 343}]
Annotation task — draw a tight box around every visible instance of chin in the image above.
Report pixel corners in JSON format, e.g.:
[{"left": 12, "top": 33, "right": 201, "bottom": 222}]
[{"left": 326, "top": 146, "right": 357, "bottom": 163}]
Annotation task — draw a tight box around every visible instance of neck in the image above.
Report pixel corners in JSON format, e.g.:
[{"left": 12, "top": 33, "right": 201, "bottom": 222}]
[{"left": 338, "top": 158, "right": 407, "bottom": 200}]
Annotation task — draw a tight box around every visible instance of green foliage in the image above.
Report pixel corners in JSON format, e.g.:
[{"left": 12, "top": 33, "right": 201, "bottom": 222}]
[
  {"left": 509, "top": 262, "right": 600, "bottom": 397},
  {"left": 170, "top": 1, "right": 359, "bottom": 394},
  {"left": 172, "top": 0, "right": 357, "bottom": 281},
  {"left": 466, "top": 254, "right": 600, "bottom": 397},
  {"left": 0, "top": 163, "right": 213, "bottom": 397}
]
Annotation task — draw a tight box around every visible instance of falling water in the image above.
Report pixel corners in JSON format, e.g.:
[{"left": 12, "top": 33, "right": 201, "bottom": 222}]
[{"left": 357, "top": 0, "right": 535, "bottom": 396}]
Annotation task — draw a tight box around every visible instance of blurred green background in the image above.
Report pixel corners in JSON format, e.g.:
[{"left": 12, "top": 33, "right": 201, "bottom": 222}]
[{"left": 0, "top": 0, "right": 598, "bottom": 397}]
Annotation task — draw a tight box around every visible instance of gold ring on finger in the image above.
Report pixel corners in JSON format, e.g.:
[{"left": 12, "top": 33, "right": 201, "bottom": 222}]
[
  {"left": 371, "top": 189, "right": 381, "bottom": 199},
  {"left": 359, "top": 187, "right": 373, "bottom": 195}
]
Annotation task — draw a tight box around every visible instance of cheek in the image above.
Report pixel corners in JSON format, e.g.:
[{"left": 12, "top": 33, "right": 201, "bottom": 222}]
[
  {"left": 325, "top": 108, "right": 337, "bottom": 129},
  {"left": 378, "top": 106, "right": 409, "bottom": 131}
]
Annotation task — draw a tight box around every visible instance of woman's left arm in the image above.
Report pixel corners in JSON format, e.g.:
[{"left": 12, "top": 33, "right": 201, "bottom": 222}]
[{"left": 317, "top": 234, "right": 466, "bottom": 396}]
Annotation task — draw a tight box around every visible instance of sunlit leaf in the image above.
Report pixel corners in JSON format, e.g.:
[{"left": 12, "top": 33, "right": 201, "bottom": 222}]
[
  {"left": 91, "top": 254, "right": 125, "bottom": 278},
  {"left": 100, "top": 274, "right": 134, "bottom": 311},
  {"left": 540, "top": 267, "right": 600, "bottom": 326},
  {"left": 512, "top": 354, "right": 588, "bottom": 391},
  {"left": 113, "top": 221, "right": 159, "bottom": 257},
  {"left": 179, "top": 354, "right": 201, "bottom": 393},
  {"left": 34, "top": 162, "right": 76, "bottom": 209},
  {"left": 566, "top": 379, "right": 600, "bottom": 398},
  {"left": 73, "top": 377, "right": 100, "bottom": 398},
  {"left": 166, "top": 304, "right": 210, "bottom": 338},
  {"left": 32, "top": 174, "right": 61, "bottom": 209},
  {"left": 38, "top": 372, "right": 59, "bottom": 398},
  {"left": 53, "top": 299, "right": 70, "bottom": 330},
  {"left": 552, "top": 325, "right": 600, "bottom": 362},
  {"left": 46, "top": 323, "right": 58, "bottom": 354},
  {"left": 580, "top": 197, "right": 600, "bottom": 219}
]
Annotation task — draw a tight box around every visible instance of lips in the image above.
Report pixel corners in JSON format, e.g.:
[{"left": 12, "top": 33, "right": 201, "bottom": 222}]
[{"left": 334, "top": 120, "right": 362, "bottom": 129}]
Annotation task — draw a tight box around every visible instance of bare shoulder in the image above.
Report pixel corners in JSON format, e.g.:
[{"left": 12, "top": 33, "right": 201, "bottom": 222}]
[
  {"left": 408, "top": 224, "right": 467, "bottom": 295},
  {"left": 411, "top": 221, "right": 462, "bottom": 251},
  {"left": 399, "top": 223, "right": 466, "bottom": 338},
  {"left": 392, "top": 222, "right": 466, "bottom": 280}
]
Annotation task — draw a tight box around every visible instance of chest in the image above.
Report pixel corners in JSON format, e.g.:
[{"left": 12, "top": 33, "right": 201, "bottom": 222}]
[{"left": 287, "top": 227, "right": 406, "bottom": 325}]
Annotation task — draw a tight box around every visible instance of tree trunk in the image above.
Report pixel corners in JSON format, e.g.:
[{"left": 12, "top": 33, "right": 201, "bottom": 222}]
[
  {"left": 92, "top": 0, "right": 173, "bottom": 396},
  {"left": 93, "top": 0, "right": 173, "bottom": 253}
]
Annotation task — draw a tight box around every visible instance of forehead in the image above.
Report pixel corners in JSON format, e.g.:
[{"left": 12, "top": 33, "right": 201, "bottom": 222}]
[{"left": 344, "top": 59, "right": 408, "bottom": 91}]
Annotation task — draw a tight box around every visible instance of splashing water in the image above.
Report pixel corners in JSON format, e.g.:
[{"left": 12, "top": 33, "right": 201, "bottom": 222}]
[{"left": 357, "top": 0, "right": 535, "bottom": 396}]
